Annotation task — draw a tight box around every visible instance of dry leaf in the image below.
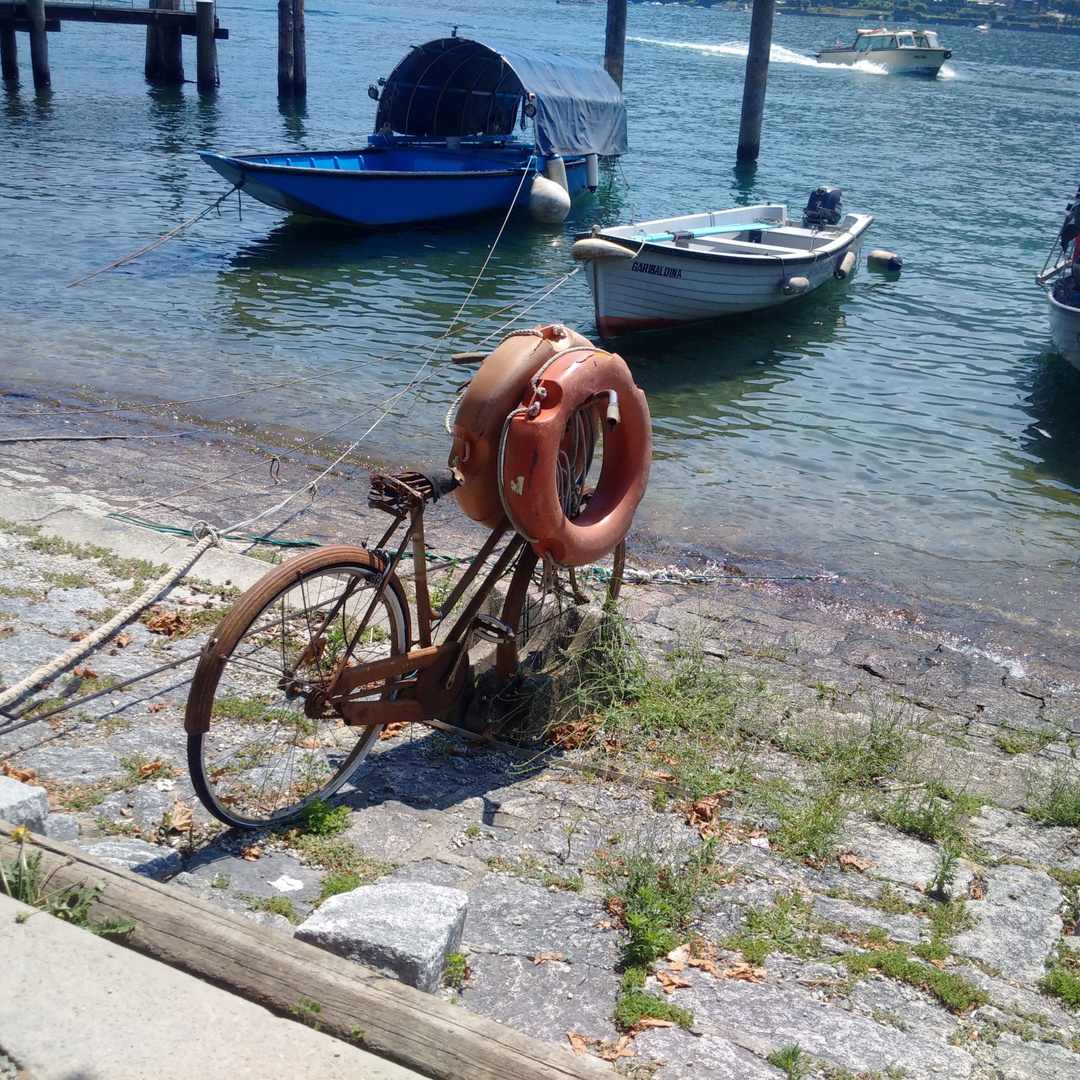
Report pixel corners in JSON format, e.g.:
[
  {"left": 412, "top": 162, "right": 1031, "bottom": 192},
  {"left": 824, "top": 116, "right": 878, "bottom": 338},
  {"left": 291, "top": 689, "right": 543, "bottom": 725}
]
[
  {"left": 115, "top": 633, "right": 134, "bottom": 648},
  {"left": 642, "top": 768, "right": 674, "bottom": 782},
  {"left": 655, "top": 970, "right": 692, "bottom": 994},
  {"left": 137, "top": 760, "right": 165, "bottom": 776},
  {"left": 718, "top": 962, "right": 764, "bottom": 982},
  {"left": 378, "top": 722, "right": 411, "bottom": 740},
  {"left": 119, "top": 807, "right": 132, "bottom": 818},
  {"left": 631, "top": 1018, "right": 677, "bottom": 1032},
  {"left": 969, "top": 881, "right": 984, "bottom": 900},
  {"left": 685, "top": 791, "right": 732, "bottom": 828},
  {"left": 605, "top": 895, "right": 626, "bottom": 920},
  {"left": 566, "top": 1032, "right": 590, "bottom": 1056},
  {"left": 547, "top": 713, "right": 601, "bottom": 750},
  {"left": 599, "top": 1034, "right": 635, "bottom": 1061},
  {"left": 148, "top": 702, "right": 168, "bottom": 713},
  {"left": 928, "top": 959, "right": 946, "bottom": 969},
  {"left": 2, "top": 762, "right": 38, "bottom": 783},
  {"left": 170, "top": 797, "right": 194, "bottom": 832},
  {"left": 838, "top": 851, "right": 877, "bottom": 873},
  {"left": 665, "top": 943, "right": 692, "bottom": 972},
  {"left": 69, "top": 631, "right": 89, "bottom": 642},
  {"left": 913, "top": 882, "right": 927, "bottom": 894},
  {"left": 687, "top": 956, "right": 720, "bottom": 976},
  {"left": 242, "top": 844, "right": 263, "bottom": 861},
  {"left": 145, "top": 609, "right": 189, "bottom": 636},
  {"left": 532, "top": 952, "right": 566, "bottom": 965},
  {"left": 73, "top": 666, "right": 99, "bottom": 679}
]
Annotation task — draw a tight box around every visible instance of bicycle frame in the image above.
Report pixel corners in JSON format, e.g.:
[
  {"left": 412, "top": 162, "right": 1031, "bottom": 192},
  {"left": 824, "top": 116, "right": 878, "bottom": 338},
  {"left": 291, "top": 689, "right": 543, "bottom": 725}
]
[{"left": 323, "top": 472, "right": 527, "bottom": 726}]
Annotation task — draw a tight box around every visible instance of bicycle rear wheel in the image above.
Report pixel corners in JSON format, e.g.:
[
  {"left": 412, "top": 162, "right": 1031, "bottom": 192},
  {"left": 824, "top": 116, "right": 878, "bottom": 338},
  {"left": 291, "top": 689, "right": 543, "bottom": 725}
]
[{"left": 185, "top": 546, "right": 410, "bottom": 828}]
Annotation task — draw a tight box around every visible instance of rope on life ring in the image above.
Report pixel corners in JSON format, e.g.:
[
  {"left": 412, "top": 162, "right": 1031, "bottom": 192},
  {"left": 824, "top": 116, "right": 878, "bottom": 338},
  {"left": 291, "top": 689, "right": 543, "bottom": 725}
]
[{"left": 497, "top": 348, "right": 651, "bottom": 568}]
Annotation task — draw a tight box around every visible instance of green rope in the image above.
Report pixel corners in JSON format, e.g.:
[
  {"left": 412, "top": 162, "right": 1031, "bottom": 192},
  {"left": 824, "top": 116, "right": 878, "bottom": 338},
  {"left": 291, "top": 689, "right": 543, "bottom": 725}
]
[{"left": 107, "top": 512, "right": 320, "bottom": 548}]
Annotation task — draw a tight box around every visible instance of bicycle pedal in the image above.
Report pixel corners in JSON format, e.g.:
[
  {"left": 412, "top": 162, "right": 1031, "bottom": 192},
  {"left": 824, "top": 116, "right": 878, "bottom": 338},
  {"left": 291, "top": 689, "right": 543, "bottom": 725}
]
[{"left": 472, "top": 614, "right": 515, "bottom": 644}]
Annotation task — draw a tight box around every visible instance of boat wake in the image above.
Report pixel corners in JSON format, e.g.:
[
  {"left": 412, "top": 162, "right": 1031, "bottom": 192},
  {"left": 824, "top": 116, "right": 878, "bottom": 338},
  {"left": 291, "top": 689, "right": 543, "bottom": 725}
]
[{"left": 630, "top": 37, "right": 889, "bottom": 75}]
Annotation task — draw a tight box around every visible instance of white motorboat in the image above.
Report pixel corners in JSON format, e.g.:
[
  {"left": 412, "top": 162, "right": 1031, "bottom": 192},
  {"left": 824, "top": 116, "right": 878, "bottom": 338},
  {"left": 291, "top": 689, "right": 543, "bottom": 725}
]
[
  {"left": 816, "top": 28, "right": 952, "bottom": 74},
  {"left": 1038, "top": 187, "right": 1080, "bottom": 372},
  {"left": 975, "top": 23, "right": 990, "bottom": 33},
  {"left": 571, "top": 187, "right": 873, "bottom": 337}
]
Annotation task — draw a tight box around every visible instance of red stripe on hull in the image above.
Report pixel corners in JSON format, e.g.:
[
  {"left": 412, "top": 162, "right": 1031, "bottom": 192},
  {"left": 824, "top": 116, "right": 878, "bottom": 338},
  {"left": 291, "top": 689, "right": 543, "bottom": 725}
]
[{"left": 598, "top": 314, "right": 693, "bottom": 337}]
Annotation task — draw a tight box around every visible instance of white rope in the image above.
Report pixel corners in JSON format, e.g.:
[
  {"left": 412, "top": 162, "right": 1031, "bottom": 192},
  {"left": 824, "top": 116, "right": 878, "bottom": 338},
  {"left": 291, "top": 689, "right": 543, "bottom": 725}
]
[{"left": 0, "top": 529, "right": 219, "bottom": 712}]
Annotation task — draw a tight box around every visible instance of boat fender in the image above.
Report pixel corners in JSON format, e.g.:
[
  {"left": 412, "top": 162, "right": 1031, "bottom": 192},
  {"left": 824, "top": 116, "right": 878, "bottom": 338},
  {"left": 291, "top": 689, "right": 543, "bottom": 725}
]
[
  {"left": 529, "top": 175, "right": 571, "bottom": 223},
  {"left": 449, "top": 325, "right": 596, "bottom": 529},
  {"left": 783, "top": 277, "right": 811, "bottom": 295},
  {"left": 544, "top": 155, "right": 569, "bottom": 194},
  {"left": 571, "top": 238, "right": 634, "bottom": 261},
  {"left": 835, "top": 251, "right": 857, "bottom": 280},
  {"left": 498, "top": 349, "right": 651, "bottom": 568},
  {"left": 943, "top": 50, "right": 952, "bottom": 59},
  {"left": 585, "top": 153, "right": 600, "bottom": 193},
  {"left": 868, "top": 249, "right": 903, "bottom": 271}
]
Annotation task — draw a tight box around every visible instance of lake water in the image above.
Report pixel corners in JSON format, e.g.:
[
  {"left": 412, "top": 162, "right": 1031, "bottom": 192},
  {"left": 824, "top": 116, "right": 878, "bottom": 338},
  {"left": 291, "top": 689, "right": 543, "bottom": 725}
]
[{"left": 2, "top": 1, "right": 1079, "bottom": 635}]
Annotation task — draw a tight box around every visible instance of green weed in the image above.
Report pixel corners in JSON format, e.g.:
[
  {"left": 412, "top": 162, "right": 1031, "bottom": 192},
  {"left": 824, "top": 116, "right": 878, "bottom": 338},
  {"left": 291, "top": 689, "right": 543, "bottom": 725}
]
[
  {"left": 0, "top": 831, "right": 134, "bottom": 937},
  {"left": 1041, "top": 943, "right": 1080, "bottom": 1010},
  {"left": 317, "top": 872, "right": 360, "bottom": 904},
  {"left": 724, "top": 890, "right": 822, "bottom": 964},
  {"left": 443, "top": 952, "right": 469, "bottom": 988},
  {"left": 768, "top": 1043, "right": 813, "bottom": 1080},
  {"left": 300, "top": 799, "right": 352, "bottom": 836},
  {"left": 994, "top": 725, "right": 1058, "bottom": 756},
  {"left": 1028, "top": 766, "right": 1080, "bottom": 828},
  {"left": 239, "top": 893, "right": 300, "bottom": 924},
  {"left": 844, "top": 948, "right": 988, "bottom": 1013},
  {"left": 289, "top": 997, "right": 323, "bottom": 1030},
  {"left": 613, "top": 989, "right": 693, "bottom": 1032}
]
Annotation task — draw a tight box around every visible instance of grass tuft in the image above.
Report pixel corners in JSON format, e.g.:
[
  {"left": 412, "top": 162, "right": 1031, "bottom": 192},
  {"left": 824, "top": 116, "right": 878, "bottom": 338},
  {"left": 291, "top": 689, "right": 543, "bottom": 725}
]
[{"left": 1027, "top": 766, "right": 1080, "bottom": 828}]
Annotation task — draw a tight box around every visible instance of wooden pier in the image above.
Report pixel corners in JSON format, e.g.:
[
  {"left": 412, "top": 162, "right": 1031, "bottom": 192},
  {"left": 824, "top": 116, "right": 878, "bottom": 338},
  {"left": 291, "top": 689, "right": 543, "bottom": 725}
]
[{"left": 0, "top": 0, "right": 228, "bottom": 90}]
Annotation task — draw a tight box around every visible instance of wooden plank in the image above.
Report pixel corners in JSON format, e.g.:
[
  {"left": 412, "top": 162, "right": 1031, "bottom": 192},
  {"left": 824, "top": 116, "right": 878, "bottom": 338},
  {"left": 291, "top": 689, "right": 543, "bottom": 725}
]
[
  {"left": 0, "top": 821, "right": 612, "bottom": 1080},
  {"left": 0, "top": 5, "right": 229, "bottom": 38}
]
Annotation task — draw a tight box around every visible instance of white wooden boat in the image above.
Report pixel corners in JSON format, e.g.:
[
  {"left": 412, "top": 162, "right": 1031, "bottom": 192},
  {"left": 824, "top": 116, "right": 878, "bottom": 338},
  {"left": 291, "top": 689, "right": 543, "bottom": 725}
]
[
  {"left": 571, "top": 189, "right": 873, "bottom": 337},
  {"left": 816, "top": 28, "right": 952, "bottom": 74},
  {"left": 1039, "top": 187, "right": 1080, "bottom": 372}
]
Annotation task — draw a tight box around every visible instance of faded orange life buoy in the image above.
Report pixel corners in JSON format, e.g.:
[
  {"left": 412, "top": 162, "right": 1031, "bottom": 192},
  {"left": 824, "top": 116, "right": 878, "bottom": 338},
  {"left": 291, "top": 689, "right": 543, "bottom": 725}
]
[
  {"left": 449, "top": 324, "right": 595, "bottom": 529},
  {"left": 498, "top": 348, "right": 651, "bottom": 568}
]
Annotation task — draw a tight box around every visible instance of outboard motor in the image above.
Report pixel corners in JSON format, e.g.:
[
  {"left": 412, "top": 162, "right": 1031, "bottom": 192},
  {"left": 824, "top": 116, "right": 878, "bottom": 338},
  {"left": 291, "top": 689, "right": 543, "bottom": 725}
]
[
  {"left": 1059, "top": 200, "right": 1080, "bottom": 255},
  {"left": 803, "top": 185, "right": 843, "bottom": 229}
]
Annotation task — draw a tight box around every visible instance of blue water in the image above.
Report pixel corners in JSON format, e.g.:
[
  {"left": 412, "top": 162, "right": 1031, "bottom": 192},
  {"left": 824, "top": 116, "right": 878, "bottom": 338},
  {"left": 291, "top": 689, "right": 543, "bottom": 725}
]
[{"left": 2, "top": 2, "right": 1079, "bottom": 633}]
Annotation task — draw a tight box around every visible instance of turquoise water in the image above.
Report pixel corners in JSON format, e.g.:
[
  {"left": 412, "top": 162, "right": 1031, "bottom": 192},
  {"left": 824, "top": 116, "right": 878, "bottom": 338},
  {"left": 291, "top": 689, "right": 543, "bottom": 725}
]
[{"left": 2, "top": 2, "right": 1079, "bottom": 631}]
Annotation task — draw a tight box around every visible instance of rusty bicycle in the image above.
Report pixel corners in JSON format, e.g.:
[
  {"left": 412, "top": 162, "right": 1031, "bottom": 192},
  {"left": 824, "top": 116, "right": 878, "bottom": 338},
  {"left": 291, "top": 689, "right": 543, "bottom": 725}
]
[{"left": 184, "top": 326, "right": 649, "bottom": 828}]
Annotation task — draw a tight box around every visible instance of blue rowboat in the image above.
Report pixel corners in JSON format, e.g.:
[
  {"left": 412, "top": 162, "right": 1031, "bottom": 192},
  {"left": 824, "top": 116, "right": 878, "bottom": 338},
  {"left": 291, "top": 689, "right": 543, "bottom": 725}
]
[{"left": 200, "top": 34, "right": 628, "bottom": 229}]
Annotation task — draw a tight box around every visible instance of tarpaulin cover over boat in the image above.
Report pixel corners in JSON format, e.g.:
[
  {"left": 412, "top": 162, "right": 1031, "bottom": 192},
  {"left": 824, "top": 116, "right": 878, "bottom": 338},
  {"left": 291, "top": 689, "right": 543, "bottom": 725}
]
[{"left": 373, "top": 36, "right": 628, "bottom": 158}]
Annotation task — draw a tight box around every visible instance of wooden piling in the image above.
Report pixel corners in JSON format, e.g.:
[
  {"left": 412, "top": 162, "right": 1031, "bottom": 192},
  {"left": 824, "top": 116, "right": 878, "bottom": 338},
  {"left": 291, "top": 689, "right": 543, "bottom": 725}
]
[
  {"left": 0, "top": 24, "right": 17, "bottom": 83},
  {"left": 196, "top": 0, "right": 218, "bottom": 90},
  {"left": 291, "top": 0, "right": 306, "bottom": 96},
  {"left": 736, "top": 0, "right": 775, "bottom": 163},
  {"left": 145, "top": 0, "right": 184, "bottom": 84},
  {"left": 277, "top": 0, "right": 294, "bottom": 95},
  {"left": 604, "top": 0, "right": 627, "bottom": 89},
  {"left": 26, "top": 0, "right": 50, "bottom": 89}
]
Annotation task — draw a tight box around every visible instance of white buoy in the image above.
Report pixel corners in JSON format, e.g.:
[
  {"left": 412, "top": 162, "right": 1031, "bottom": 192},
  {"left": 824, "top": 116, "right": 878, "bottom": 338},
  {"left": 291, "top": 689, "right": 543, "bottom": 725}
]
[
  {"left": 868, "top": 249, "right": 903, "bottom": 271},
  {"left": 782, "top": 277, "right": 811, "bottom": 295},
  {"left": 544, "top": 155, "right": 569, "bottom": 193},
  {"left": 585, "top": 153, "right": 599, "bottom": 192},
  {"left": 529, "top": 174, "right": 571, "bottom": 223},
  {"left": 571, "top": 237, "right": 633, "bottom": 261},
  {"left": 835, "top": 251, "right": 857, "bottom": 279}
]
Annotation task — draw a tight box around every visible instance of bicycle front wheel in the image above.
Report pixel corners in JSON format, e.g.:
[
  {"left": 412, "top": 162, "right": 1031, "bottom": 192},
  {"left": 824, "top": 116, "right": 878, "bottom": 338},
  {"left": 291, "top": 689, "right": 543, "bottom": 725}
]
[{"left": 185, "top": 546, "right": 411, "bottom": 828}]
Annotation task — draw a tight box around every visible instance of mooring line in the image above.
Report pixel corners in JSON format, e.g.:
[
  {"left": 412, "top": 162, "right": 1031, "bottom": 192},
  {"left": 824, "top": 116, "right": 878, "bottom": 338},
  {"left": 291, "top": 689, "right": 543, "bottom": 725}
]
[{"left": 63, "top": 186, "right": 238, "bottom": 289}]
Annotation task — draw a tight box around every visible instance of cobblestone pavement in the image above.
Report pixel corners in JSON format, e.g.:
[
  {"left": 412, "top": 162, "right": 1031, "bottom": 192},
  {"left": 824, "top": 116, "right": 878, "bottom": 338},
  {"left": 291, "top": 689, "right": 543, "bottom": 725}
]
[{"left": 1, "top": 402, "right": 1078, "bottom": 1080}]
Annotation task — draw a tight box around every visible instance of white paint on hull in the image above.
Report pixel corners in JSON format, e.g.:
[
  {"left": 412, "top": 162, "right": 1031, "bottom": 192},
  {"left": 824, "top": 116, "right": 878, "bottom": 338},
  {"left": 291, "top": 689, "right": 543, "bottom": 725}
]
[{"left": 1048, "top": 289, "right": 1080, "bottom": 372}]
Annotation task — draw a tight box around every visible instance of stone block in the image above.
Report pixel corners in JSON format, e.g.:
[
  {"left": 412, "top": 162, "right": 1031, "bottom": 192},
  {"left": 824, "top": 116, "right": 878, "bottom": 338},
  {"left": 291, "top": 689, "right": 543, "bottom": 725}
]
[
  {"left": 80, "top": 838, "right": 181, "bottom": 880},
  {"left": 42, "top": 813, "right": 80, "bottom": 842},
  {"left": 0, "top": 774, "right": 49, "bottom": 831},
  {"left": 16, "top": 746, "right": 122, "bottom": 784},
  {"left": 951, "top": 864, "right": 1062, "bottom": 984},
  {"left": 295, "top": 881, "right": 468, "bottom": 993}
]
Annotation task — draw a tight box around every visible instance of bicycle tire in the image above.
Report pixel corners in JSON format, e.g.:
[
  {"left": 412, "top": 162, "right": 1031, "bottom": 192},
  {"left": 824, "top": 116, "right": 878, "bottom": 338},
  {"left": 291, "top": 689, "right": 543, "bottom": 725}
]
[{"left": 185, "top": 546, "right": 410, "bottom": 828}]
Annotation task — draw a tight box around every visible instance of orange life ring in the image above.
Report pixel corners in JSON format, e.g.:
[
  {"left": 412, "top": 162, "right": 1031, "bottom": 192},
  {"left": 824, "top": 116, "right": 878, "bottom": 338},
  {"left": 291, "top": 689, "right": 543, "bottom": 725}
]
[
  {"left": 449, "top": 324, "right": 596, "bottom": 528},
  {"left": 498, "top": 348, "right": 651, "bottom": 567}
]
